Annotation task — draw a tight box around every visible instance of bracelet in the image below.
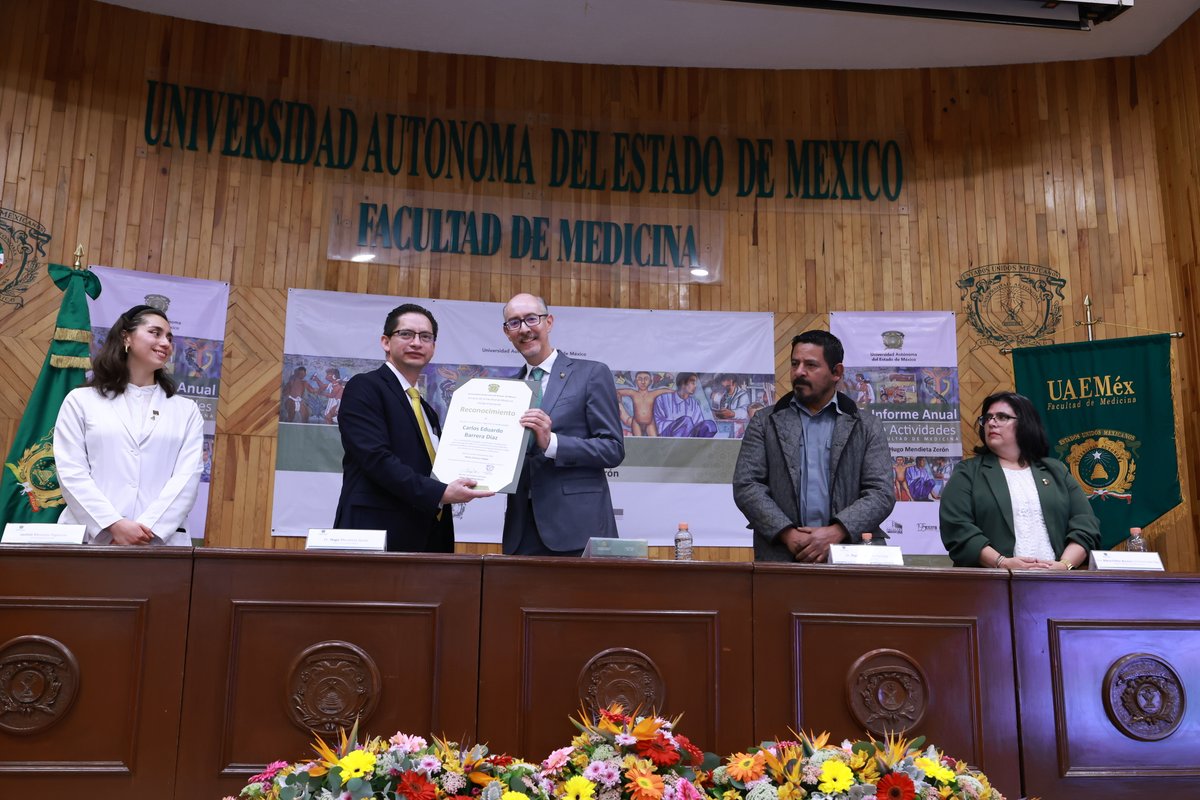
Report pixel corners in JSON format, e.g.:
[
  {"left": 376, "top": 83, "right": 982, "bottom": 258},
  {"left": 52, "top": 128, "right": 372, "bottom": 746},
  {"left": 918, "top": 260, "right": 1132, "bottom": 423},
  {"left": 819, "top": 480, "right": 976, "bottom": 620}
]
[
  {"left": 1059, "top": 559, "right": 1075, "bottom": 571},
  {"left": 995, "top": 555, "right": 1007, "bottom": 569}
]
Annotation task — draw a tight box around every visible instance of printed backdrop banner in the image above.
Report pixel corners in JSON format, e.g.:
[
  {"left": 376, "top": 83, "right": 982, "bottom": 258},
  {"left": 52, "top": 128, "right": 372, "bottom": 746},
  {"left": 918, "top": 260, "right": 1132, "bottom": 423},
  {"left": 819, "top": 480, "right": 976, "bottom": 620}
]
[
  {"left": 1012, "top": 335, "right": 1180, "bottom": 549},
  {"left": 831, "top": 311, "right": 960, "bottom": 554},
  {"left": 88, "top": 265, "right": 230, "bottom": 541},
  {"left": 272, "top": 289, "right": 775, "bottom": 546}
]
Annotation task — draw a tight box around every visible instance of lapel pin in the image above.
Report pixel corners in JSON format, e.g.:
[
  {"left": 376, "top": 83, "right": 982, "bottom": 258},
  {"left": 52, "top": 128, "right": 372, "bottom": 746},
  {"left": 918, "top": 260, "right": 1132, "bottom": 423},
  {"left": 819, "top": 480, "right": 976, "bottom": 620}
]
[
  {"left": 152, "top": 410, "right": 160, "bottom": 419},
  {"left": 1042, "top": 478, "right": 1049, "bottom": 485},
  {"left": 559, "top": 372, "right": 565, "bottom": 379}
]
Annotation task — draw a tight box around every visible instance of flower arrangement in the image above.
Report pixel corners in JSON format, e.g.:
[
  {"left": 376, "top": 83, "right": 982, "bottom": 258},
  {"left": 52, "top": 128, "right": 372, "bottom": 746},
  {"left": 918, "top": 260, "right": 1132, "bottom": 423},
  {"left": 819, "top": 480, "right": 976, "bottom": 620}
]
[
  {"left": 225, "top": 722, "right": 537, "bottom": 800},
  {"left": 527, "top": 705, "right": 717, "bottom": 800},
  {"left": 224, "top": 713, "right": 1009, "bottom": 800},
  {"left": 710, "top": 731, "right": 1007, "bottom": 800}
]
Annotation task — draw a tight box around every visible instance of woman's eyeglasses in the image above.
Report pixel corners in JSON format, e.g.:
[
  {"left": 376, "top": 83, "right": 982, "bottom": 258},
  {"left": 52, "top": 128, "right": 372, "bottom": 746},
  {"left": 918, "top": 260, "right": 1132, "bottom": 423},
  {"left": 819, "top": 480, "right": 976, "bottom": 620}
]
[{"left": 978, "top": 412, "right": 1017, "bottom": 425}]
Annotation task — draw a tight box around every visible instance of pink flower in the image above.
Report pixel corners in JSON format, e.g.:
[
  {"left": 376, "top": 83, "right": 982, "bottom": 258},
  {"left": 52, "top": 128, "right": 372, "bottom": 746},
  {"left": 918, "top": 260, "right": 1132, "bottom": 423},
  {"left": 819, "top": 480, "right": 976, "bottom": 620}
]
[
  {"left": 677, "top": 780, "right": 703, "bottom": 800},
  {"left": 614, "top": 733, "right": 637, "bottom": 746},
  {"left": 390, "top": 733, "right": 428, "bottom": 753},
  {"left": 542, "top": 746, "right": 575, "bottom": 773},
  {"left": 249, "top": 760, "right": 289, "bottom": 783}
]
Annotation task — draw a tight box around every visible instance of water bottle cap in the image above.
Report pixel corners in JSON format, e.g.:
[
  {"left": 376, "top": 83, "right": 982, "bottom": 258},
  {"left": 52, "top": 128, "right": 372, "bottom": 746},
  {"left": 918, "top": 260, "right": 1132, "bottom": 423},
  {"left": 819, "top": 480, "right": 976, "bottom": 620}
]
[
  {"left": 678, "top": 523, "right": 689, "bottom": 531},
  {"left": 1130, "top": 527, "right": 1142, "bottom": 535},
  {"left": 861, "top": 532, "right": 873, "bottom": 542}
]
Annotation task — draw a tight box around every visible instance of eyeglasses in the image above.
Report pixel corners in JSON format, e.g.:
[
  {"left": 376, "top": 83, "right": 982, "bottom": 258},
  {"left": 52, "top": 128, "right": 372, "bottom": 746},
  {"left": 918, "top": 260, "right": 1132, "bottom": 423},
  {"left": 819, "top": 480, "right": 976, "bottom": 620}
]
[
  {"left": 387, "top": 329, "right": 436, "bottom": 343},
  {"left": 502, "top": 314, "right": 549, "bottom": 332},
  {"left": 978, "top": 412, "right": 1017, "bottom": 425}
]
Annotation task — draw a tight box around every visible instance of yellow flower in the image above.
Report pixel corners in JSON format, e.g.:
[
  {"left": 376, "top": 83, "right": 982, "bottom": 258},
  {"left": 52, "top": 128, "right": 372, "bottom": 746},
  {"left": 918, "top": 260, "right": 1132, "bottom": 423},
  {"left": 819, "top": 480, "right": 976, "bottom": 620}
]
[
  {"left": 776, "top": 781, "right": 804, "bottom": 800},
  {"left": 564, "top": 775, "right": 597, "bottom": 800},
  {"left": 722, "top": 790, "right": 743, "bottom": 800},
  {"left": 336, "top": 749, "right": 377, "bottom": 783},
  {"left": 502, "top": 793, "right": 530, "bottom": 800},
  {"left": 915, "top": 757, "right": 955, "bottom": 785},
  {"left": 817, "top": 760, "right": 853, "bottom": 794},
  {"left": 572, "top": 751, "right": 591, "bottom": 768}
]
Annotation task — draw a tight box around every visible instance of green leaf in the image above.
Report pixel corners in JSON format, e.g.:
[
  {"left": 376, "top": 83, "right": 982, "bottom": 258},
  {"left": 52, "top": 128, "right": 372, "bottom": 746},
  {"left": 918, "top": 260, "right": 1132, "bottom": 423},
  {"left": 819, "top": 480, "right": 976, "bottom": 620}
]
[{"left": 851, "top": 742, "right": 875, "bottom": 757}]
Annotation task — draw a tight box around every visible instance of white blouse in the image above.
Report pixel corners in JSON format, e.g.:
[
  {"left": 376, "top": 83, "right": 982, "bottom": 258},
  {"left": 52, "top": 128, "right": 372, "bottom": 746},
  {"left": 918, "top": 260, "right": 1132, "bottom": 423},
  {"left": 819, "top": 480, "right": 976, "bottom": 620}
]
[
  {"left": 54, "top": 384, "right": 204, "bottom": 546},
  {"left": 1003, "top": 466, "right": 1057, "bottom": 561}
]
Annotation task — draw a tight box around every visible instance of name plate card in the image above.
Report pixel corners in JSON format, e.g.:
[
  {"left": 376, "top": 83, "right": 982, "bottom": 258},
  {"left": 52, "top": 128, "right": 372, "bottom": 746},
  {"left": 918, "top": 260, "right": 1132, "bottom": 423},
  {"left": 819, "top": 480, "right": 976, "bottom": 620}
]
[
  {"left": 2, "top": 523, "right": 86, "bottom": 545},
  {"left": 1089, "top": 550, "right": 1165, "bottom": 571},
  {"left": 582, "top": 538, "right": 648, "bottom": 559},
  {"left": 305, "top": 528, "right": 387, "bottom": 551},
  {"left": 828, "top": 543, "right": 906, "bottom": 566}
]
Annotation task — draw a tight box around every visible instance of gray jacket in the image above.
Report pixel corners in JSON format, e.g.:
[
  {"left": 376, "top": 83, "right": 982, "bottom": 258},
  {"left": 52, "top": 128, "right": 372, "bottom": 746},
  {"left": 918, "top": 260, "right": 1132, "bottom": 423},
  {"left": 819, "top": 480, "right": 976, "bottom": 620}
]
[{"left": 733, "top": 391, "right": 896, "bottom": 561}]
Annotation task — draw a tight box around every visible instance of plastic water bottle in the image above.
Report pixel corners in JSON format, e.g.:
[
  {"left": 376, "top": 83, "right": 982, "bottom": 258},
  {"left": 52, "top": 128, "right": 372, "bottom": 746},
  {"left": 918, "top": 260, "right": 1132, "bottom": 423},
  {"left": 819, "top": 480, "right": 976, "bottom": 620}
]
[
  {"left": 674, "top": 523, "right": 693, "bottom": 560},
  {"left": 1127, "top": 527, "right": 1148, "bottom": 552},
  {"left": 861, "top": 532, "right": 885, "bottom": 545}
]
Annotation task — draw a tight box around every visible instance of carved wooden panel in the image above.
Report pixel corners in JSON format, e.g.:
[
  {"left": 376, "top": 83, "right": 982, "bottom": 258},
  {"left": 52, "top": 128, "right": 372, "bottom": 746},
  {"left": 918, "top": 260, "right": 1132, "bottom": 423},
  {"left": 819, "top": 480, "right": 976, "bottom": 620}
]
[
  {"left": 477, "top": 556, "right": 754, "bottom": 758},
  {"left": 752, "top": 564, "right": 1020, "bottom": 798},
  {"left": 1012, "top": 572, "right": 1200, "bottom": 799},
  {"left": 0, "top": 547, "right": 191, "bottom": 799},
  {"left": 175, "top": 549, "right": 482, "bottom": 800}
]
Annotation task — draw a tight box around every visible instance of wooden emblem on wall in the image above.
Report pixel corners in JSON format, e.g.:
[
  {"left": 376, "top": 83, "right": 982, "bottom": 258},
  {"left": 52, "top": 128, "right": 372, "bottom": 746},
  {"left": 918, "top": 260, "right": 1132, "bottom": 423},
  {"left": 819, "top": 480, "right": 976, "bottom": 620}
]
[
  {"left": 286, "top": 640, "right": 381, "bottom": 734},
  {"left": 846, "top": 648, "right": 929, "bottom": 736},
  {"left": 1103, "top": 653, "right": 1186, "bottom": 741},
  {"left": 0, "top": 635, "right": 80, "bottom": 734},
  {"left": 577, "top": 647, "right": 666, "bottom": 718}
]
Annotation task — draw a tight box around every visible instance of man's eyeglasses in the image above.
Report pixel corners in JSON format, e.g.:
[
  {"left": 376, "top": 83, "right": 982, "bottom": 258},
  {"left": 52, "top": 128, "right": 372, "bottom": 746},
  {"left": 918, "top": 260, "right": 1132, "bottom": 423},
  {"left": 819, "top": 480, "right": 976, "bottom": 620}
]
[
  {"left": 387, "top": 329, "right": 436, "bottom": 343},
  {"left": 978, "top": 412, "right": 1017, "bottom": 425},
  {"left": 502, "top": 314, "right": 549, "bottom": 332}
]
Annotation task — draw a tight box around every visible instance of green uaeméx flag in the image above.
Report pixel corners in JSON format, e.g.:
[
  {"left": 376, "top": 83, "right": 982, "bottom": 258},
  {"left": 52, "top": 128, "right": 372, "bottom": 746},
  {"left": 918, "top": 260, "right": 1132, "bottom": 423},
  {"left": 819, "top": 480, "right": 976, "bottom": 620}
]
[
  {"left": 0, "top": 265, "right": 101, "bottom": 537},
  {"left": 1012, "top": 335, "right": 1180, "bottom": 550}
]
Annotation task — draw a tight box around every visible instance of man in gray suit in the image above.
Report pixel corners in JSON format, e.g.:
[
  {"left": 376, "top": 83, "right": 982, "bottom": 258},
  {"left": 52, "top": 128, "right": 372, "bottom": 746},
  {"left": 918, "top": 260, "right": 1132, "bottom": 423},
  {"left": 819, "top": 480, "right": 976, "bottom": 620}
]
[
  {"left": 501, "top": 293, "right": 625, "bottom": 555},
  {"left": 733, "top": 330, "right": 895, "bottom": 562}
]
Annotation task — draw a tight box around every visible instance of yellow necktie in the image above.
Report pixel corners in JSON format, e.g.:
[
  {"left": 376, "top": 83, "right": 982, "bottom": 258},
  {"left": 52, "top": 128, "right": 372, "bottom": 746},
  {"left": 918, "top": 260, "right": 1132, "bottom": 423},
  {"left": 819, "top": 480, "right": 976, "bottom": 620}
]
[{"left": 407, "top": 387, "right": 436, "bottom": 463}]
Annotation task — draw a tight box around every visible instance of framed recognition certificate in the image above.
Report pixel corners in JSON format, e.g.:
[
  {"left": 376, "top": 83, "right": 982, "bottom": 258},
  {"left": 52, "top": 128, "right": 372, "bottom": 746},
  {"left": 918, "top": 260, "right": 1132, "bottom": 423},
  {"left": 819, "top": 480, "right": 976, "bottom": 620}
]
[{"left": 432, "top": 377, "right": 539, "bottom": 493}]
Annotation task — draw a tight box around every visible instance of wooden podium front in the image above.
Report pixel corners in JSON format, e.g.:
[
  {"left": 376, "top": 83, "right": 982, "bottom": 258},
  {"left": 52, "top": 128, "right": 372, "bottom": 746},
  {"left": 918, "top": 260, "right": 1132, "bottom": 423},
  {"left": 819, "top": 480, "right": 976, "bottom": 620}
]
[{"left": 3, "top": 546, "right": 1197, "bottom": 799}]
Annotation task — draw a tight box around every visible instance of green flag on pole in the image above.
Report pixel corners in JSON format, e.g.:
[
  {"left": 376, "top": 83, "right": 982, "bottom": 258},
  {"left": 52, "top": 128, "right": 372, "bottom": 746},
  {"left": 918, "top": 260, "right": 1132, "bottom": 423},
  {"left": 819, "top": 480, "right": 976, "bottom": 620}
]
[
  {"left": 0, "top": 264, "right": 101, "bottom": 538},
  {"left": 1012, "top": 335, "right": 1180, "bottom": 550}
]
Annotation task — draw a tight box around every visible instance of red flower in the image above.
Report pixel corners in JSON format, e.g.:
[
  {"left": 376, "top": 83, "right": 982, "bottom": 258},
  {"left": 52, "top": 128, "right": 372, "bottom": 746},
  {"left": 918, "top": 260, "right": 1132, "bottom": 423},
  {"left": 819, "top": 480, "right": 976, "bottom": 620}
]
[
  {"left": 397, "top": 770, "right": 438, "bottom": 800},
  {"left": 487, "top": 754, "right": 516, "bottom": 767},
  {"left": 876, "top": 772, "right": 916, "bottom": 800},
  {"left": 674, "top": 735, "right": 705, "bottom": 766},
  {"left": 636, "top": 734, "right": 681, "bottom": 767}
]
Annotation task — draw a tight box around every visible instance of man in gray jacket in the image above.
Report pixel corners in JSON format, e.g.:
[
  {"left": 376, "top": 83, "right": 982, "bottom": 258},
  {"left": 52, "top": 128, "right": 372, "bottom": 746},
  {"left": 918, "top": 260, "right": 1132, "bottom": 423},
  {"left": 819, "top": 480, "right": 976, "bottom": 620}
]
[{"left": 733, "top": 330, "right": 895, "bottom": 562}]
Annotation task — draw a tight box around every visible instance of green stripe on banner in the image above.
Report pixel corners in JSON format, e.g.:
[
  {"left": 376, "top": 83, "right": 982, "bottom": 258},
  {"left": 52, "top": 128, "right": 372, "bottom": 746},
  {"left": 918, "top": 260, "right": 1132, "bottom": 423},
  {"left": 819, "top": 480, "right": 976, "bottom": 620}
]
[
  {"left": 276, "top": 424, "right": 743, "bottom": 484},
  {"left": 1012, "top": 334, "right": 1180, "bottom": 550},
  {"left": 277, "top": 424, "right": 345, "bottom": 472}
]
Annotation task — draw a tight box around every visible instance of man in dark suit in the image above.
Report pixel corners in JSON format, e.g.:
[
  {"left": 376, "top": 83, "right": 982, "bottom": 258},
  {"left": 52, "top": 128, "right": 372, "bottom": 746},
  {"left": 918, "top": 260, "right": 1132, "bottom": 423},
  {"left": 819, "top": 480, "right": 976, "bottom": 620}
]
[
  {"left": 501, "top": 293, "right": 625, "bottom": 556},
  {"left": 334, "top": 303, "right": 492, "bottom": 552}
]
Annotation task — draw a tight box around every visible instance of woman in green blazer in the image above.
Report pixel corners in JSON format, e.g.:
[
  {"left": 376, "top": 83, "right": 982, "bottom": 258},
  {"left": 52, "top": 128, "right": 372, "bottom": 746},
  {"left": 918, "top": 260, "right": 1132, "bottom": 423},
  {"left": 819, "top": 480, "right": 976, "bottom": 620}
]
[{"left": 939, "top": 391, "right": 1101, "bottom": 569}]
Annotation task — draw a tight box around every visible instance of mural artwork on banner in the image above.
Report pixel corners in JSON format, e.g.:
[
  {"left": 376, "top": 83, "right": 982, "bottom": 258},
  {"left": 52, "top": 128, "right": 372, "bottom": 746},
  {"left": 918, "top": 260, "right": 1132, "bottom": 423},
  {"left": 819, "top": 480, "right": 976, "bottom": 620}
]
[
  {"left": 272, "top": 290, "right": 775, "bottom": 547},
  {"left": 88, "top": 265, "right": 230, "bottom": 541},
  {"left": 831, "top": 312, "right": 961, "bottom": 555},
  {"left": 1012, "top": 335, "right": 1181, "bottom": 550}
]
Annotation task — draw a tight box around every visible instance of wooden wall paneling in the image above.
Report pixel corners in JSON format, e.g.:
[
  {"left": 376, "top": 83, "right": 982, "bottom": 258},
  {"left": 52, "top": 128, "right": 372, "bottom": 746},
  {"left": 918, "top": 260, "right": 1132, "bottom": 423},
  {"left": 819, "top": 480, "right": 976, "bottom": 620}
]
[
  {"left": 0, "top": 547, "right": 192, "bottom": 799},
  {"left": 175, "top": 550, "right": 484, "bottom": 800},
  {"left": 752, "top": 564, "right": 1022, "bottom": 798},
  {"left": 477, "top": 556, "right": 755, "bottom": 758},
  {"left": 1011, "top": 572, "right": 1200, "bottom": 799}
]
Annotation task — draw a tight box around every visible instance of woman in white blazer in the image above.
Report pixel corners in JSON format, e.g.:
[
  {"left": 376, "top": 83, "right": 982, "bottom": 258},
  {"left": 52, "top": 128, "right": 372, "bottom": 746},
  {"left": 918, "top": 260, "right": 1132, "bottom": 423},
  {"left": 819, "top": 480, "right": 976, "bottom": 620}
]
[{"left": 54, "top": 304, "right": 204, "bottom": 545}]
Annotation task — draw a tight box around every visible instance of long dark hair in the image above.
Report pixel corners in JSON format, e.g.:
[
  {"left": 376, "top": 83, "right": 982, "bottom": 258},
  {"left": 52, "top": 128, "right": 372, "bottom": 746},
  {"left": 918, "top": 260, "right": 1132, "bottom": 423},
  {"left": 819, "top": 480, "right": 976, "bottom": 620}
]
[
  {"left": 89, "top": 305, "right": 177, "bottom": 398},
  {"left": 973, "top": 391, "right": 1048, "bottom": 464}
]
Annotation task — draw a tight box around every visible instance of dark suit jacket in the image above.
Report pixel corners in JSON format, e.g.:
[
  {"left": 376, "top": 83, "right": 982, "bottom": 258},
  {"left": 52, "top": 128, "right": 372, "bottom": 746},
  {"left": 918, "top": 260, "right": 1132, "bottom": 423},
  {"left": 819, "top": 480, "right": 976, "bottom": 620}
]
[
  {"left": 732, "top": 391, "right": 896, "bottom": 561},
  {"left": 503, "top": 354, "right": 625, "bottom": 553},
  {"left": 333, "top": 364, "right": 452, "bottom": 552},
  {"left": 938, "top": 451, "right": 1101, "bottom": 567}
]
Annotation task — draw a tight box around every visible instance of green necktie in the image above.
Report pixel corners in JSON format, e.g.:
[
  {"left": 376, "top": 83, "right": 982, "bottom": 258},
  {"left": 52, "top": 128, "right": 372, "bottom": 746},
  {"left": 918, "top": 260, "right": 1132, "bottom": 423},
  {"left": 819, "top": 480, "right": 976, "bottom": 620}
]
[{"left": 529, "top": 367, "right": 546, "bottom": 408}]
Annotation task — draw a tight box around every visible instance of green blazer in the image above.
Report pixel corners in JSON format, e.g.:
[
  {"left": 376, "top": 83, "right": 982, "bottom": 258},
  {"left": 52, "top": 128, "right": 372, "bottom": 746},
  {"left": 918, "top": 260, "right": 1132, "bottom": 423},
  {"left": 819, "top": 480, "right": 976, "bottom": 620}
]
[{"left": 938, "top": 452, "right": 1101, "bottom": 567}]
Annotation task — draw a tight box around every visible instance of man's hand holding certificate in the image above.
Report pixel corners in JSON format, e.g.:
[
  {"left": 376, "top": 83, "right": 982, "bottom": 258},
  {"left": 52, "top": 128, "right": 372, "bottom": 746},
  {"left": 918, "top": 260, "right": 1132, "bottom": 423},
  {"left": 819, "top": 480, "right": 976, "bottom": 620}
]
[{"left": 432, "top": 378, "right": 538, "bottom": 493}]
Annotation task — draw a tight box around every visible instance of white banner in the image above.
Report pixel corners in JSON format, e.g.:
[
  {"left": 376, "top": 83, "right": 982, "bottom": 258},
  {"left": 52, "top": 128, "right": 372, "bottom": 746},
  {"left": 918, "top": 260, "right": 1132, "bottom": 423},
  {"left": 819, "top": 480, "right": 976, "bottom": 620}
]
[
  {"left": 88, "top": 265, "right": 230, "bottom": 541},
  {"left": 831, "top": 311, "right": 960, "bottom": 555},
  {"left": 272, "top": 289, "right": 775, "bottom": 546}
]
